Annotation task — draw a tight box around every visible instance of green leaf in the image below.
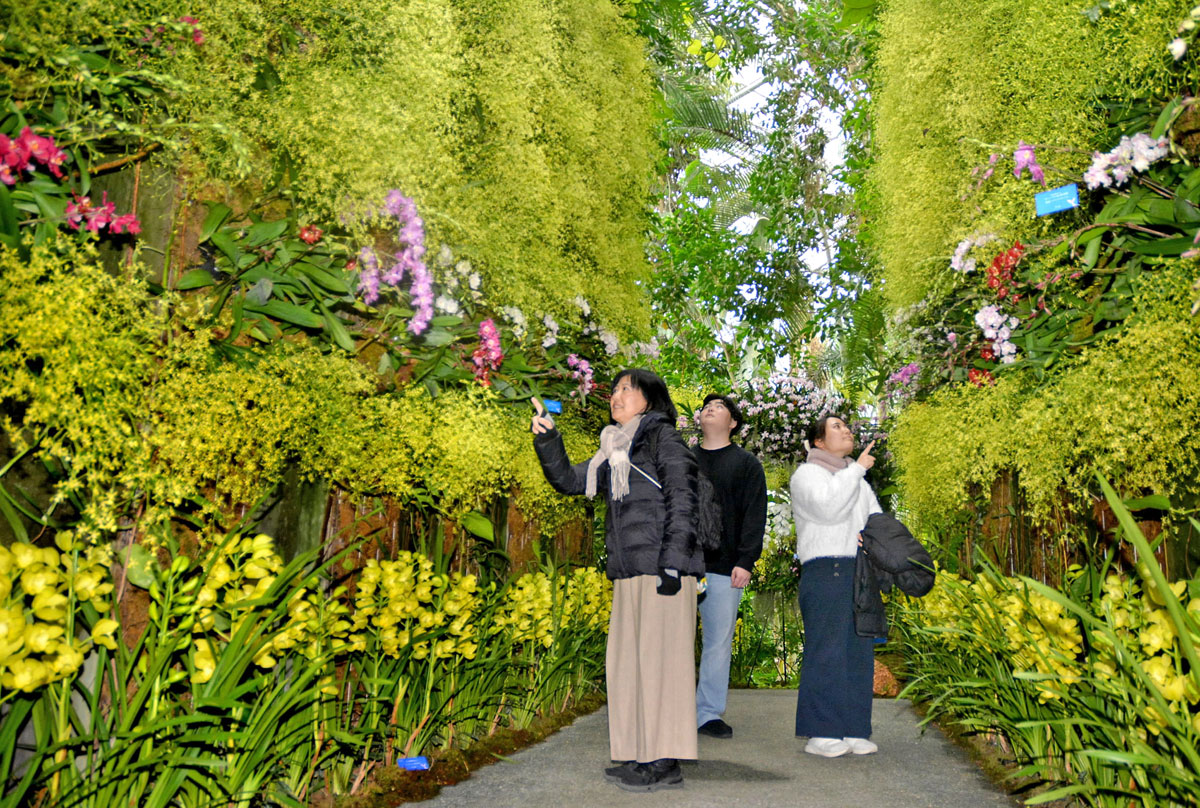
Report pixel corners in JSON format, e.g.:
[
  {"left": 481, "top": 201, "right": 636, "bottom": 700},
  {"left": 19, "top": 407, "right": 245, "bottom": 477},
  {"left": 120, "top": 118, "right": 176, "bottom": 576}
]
[
  {"left": 1122, "top": 494, "right": 1171, "bottom": 511},
  {"left": 243, "top": 300, "right": 324, "bottom": 329},
  {"left": 294, "top": 262, "right": 350, "bottom": 294},
  {"left": 461, "top": 511, "right": 495, "bottom": 541},
  {"left": 422, "top": 328, "right": 458, "bottom": 348},
  {"left": 430, "top": 315, "right": 463, "bottom": 327},
  {"left": 175, "top": 269, "right": 216, "bottom": 290},
  {"left": 31, "top": 190, "right": 66, "bottom": 222},
  {"left": 120, "top": 543, "right": 158, "bottom": 589},
  {"left": 247, "top": 219, "right": 289, "bottom": 246},
  {"left": 1151, "top": 96, "right": 1185, "bottom": 139},
  {"left": 0, "top": 184, "right": 18, "bottom": 238},
  {"left": 1127, "top": 236, "right": 1196, "bottom": 255},
  {"left": 199, "top": 204, "right": 232, "bottom": 242},
  {"left": 320, "top": 306, "right": 355, "bottom": 351},
  {"left": 209, "top": 231, "right": 242, "bottom": 266}
]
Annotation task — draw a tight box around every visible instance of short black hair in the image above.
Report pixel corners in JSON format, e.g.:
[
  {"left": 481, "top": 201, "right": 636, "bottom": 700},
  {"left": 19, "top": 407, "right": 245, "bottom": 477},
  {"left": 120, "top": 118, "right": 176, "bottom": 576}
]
[
  {"left": 701, "top": 393, "right": 744, "bottom": 435},
  {"left": 806, "top": 414, "right": 849, "bottom": 448},
  {"left": 611, "top": 368, "right": 678, "bottom": 422}
]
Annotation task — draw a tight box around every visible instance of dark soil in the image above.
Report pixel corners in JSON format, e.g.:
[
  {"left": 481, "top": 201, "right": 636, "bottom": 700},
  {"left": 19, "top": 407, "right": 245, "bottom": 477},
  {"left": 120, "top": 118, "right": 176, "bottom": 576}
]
[{"left": 308, "top": 691, "right": 607, "bottom": 807}]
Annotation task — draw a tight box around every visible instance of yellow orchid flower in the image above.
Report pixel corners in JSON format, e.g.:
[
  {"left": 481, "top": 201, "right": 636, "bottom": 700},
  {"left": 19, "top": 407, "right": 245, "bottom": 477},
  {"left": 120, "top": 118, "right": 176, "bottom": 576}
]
[
  {"left": 2, "top": 657, "right": 49, "bottom": 692},
  {"left": 50, "top": 643, "right": 85, "bottom": 677},
  {"left": 10, "top": 544, "right": 40, "bottom": 570},
  {"left": 92, "top": 618, "right": 120, "bottom": 651},
  {"left": 31, "top": 590, "right": 68, "bottom": 622},
  {"left": 191, "top": 639, "right": 216, "bottom": 684},
  {"left": 19, "top": 566, "right": 58, "bottom": 597},
  {"left": 25, "top": 623, "right": 65, "bottom": 653}
]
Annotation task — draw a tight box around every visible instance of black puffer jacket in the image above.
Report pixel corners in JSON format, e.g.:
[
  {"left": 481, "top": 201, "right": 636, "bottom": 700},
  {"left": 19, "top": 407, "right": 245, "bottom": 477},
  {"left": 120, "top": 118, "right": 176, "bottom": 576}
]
[
  {"left": 853, "top": 512, "right": 936, "bottom": 638},
  {"left": 533, "top": 411, "right": 705, "bottom": 581}
]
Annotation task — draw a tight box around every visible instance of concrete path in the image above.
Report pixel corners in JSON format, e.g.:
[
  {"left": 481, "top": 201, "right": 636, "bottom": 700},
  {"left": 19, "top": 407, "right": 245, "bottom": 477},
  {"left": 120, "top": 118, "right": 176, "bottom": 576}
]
[{"left": 429, "top": 690, "right": 1017, "bottom": 807}]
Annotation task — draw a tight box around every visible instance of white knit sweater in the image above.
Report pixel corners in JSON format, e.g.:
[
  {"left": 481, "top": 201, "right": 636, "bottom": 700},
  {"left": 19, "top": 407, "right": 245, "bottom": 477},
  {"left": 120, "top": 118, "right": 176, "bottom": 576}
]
[{"left": 789, "top": 461, "right": 882, "bottom": 563}]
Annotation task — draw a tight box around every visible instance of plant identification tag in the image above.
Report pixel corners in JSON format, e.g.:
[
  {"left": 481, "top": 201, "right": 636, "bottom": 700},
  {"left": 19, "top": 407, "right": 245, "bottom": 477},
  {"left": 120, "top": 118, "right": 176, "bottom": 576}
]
[{"left": 1035, "top": 183, "right": 1079, "bottom": 216}]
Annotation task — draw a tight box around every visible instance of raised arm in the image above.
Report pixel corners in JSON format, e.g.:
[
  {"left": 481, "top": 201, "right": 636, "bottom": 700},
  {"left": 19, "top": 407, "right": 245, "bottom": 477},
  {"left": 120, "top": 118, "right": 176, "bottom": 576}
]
[{"left": 532, "top": 427, "right": 589, "bottom": 496}]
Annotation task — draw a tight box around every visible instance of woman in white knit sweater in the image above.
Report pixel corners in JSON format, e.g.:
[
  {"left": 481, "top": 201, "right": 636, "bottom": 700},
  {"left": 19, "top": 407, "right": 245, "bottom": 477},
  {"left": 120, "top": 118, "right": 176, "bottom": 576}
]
[{"left": 789, "top": 415, "right": 881, "bottom": 758}]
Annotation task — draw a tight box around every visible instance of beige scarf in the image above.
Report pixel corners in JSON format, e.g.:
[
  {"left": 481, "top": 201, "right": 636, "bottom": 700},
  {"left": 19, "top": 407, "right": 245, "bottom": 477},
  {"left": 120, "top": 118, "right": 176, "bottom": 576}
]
[
  {"left": 805, "top": 445, "right": 853, "bottom": 474},
  {"left": 585, "top": 414, "right": 644, "bottom": 500}
]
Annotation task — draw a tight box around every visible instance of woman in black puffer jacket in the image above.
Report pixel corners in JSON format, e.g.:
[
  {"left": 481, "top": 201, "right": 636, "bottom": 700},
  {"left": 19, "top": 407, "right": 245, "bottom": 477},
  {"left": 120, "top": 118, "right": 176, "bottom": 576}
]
[{"left": 532, "top": 368, "right": 703, "bottom": 793}]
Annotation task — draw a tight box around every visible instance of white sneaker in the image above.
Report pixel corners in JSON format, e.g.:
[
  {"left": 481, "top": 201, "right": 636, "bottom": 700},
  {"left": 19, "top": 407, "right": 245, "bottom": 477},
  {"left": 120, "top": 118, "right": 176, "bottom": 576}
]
[
  {"left": 804, "top": 737, "right": 850, "bottom": 757},
  {"left": 844, "top": 737, "right": 878, "bottom": 755}
]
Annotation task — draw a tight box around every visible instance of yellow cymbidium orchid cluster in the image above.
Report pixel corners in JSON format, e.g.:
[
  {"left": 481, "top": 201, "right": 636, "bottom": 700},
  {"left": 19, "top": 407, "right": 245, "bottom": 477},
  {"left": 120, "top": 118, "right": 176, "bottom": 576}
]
[
  {"left": 909, "top": 569, "right": 1200, "bottom": 714},
  {"left": 1094, "top": 574, "right": 1199, "bottom": 727},
  {"left": 495, "top": 572, "right": 555, "bottom": 647},
  {"left": 0, "top": 539, "right": 114, "bottom": 694},
  {"left": 349, "top": 552, "right": 481, "bottom": 662},
  {"left": 493, "top": 567, "right": 612, "bottom": 649},
  {"left": 563, "top": 567, "right": 612, "bottom": 631}
]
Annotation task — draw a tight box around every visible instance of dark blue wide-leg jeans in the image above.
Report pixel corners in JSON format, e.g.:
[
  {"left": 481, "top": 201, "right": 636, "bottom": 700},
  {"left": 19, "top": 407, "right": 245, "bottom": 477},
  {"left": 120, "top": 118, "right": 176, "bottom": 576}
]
[{"left": 794, "top": 556, "right": 874, "bottom": 739}]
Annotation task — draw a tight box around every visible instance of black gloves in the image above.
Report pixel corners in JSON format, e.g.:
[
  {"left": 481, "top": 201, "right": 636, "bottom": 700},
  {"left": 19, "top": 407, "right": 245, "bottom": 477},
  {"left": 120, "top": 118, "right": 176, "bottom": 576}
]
[{"left": 656, "top": 568, "right": 681, "bottom": 596}]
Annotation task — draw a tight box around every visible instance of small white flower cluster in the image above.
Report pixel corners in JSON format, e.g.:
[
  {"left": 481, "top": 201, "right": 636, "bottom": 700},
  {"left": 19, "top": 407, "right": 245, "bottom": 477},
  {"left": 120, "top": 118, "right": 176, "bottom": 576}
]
[
  {"left": 1084, "top": 133, "right": 1170, "bottom": 190},
  {"left": 975, "top": 305, "right": 1019, "bottom": 363},
  {"left": 431, "top": 247, "right": 484, "bottom": 315},
  {"left": 629, "top": 336, "right": 661, "bottom": 360},
  {"left": 1169, "top": 6, "right": 1200, "bottom": 60},
  {"left": 500, "top": 306, "right": 528, "bottom": 340},
  {"left": 950, "top": 233, "right": 998, "bottom": 273},
  {"left": 542, "top": 314, "right": 559, "bottom": 349},
  {"left": 575, "top": 295, "right": 620, "bottom": 356}
]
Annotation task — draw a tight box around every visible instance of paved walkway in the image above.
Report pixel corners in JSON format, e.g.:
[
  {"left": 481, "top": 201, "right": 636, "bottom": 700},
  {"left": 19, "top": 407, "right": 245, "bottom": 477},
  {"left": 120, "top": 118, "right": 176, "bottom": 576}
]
[{"left": 428, "top": 690, "right": 1016, "bottom": 807}]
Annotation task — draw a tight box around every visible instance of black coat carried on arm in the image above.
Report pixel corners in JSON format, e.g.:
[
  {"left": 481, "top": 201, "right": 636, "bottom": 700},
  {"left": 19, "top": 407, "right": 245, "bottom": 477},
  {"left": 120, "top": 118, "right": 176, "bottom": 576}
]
[
  {"left": 853, "top": 512, "right": 935, "bottom": 638},
  {"left": 533, "top": 411, "right": 706, "bottom": 581}
]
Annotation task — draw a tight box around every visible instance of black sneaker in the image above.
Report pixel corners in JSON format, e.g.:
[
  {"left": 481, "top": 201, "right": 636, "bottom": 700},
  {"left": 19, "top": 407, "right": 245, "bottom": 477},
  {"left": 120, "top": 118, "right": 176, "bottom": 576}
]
[
  {"left": 698, "top": 718, "right": 733, "bottom": 738},
  {"left": 603, "top": 761, "right": 638, "bottom": 782},
  {"left": 614, "top": 759, "right": 684, "bottom": 792}
]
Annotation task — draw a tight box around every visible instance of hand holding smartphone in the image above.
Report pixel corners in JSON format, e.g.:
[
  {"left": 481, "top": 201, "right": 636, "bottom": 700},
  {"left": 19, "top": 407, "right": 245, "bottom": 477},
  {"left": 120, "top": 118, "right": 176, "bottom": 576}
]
[{"left": 531, "top": 397, "right": 555, "bottom": 434}]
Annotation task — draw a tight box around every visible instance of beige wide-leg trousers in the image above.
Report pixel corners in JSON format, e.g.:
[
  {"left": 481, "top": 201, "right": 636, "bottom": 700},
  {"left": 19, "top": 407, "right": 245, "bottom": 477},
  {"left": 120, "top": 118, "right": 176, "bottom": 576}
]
[{"left": 606, "top": 574, "right": 698, "bottom": 763}]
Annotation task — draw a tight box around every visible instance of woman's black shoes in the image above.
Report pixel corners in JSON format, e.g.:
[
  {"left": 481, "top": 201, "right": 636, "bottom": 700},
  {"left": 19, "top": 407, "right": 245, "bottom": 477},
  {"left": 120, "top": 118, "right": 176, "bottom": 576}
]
[
  {"left": 603, "top": 761, "right": 638, "bottom": 782},
  {"left": 612, "top": 758, "right": 684, "bottom": 792}
]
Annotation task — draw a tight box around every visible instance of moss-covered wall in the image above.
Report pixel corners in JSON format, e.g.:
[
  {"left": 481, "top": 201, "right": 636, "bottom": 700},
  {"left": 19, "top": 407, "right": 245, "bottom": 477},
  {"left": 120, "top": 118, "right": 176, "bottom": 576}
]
[
  {"left": 872, "top": 0, "right": 1191, "bottom": 307},
  {"left": 10, "top": 0, "right": 657, "bottom": 334}
]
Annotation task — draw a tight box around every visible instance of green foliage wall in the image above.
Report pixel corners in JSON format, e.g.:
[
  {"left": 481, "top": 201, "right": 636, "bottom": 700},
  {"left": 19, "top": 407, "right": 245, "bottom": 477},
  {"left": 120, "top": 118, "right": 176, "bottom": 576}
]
[
  {"left": 190, "top": 0, "right": 657, "bottom": 333},
  {"left": 891, "top": 263, "right": 1200, "bottom": 526},
  {"left": 5, "top": 0, "right": 658, "bottom": 334},
  {"left": 1, "top": 245, "right": 596, "bottom": 539},
  {"left": 872, "top": 0, "right": 1191, "bottom": 308}
]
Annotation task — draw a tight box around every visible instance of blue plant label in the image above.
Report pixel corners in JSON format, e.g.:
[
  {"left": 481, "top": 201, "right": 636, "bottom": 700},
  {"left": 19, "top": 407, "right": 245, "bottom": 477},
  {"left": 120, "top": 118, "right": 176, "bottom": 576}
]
[
  {"left": 542, "top": 398, "right": 563, "bottom": 414},
  {"left": 397, "top": 756, "right": 430, "bottom": 771},
  {"left": 1035, "top": 183, "right": 1079, "bottom": 217}
]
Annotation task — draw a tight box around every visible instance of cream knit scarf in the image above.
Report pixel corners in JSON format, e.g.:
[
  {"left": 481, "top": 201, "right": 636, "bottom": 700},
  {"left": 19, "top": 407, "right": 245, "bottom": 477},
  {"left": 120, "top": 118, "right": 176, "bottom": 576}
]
[{"left": 585, "top": 414, "right": 644, "bottom": 500}]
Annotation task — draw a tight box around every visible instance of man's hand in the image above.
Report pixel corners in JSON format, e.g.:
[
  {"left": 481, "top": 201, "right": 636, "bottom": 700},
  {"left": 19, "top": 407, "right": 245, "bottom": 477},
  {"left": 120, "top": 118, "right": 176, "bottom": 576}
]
[
  {"left": 531, "top": 397, "right": 555, "bottom": 435},
  {"left": 856, "top": 440, "right": 876, "bottom": 471},
  {"left": 730, "top": 566, "right": 751, "bottom": 589}
]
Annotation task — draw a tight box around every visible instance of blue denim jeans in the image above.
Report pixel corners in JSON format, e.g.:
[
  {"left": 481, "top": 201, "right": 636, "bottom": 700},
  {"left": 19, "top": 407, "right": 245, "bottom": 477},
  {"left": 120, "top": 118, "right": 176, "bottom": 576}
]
[{"left": 696, "top": 573, "right": 744, "bottom": 726}]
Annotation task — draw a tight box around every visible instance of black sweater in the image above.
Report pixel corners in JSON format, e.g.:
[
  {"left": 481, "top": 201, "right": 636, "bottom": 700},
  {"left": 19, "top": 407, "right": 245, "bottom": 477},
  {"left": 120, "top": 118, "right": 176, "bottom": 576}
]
[
  {"left": 533, "top": 411, "right": 706, "bottom": 580},
  {"left": 692, "top": 443, "right": 767, "bottom": 576}
]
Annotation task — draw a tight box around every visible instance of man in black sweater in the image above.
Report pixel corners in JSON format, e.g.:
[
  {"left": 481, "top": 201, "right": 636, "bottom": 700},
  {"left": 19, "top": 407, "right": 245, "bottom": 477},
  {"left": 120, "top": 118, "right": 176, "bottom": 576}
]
[{"left": 693, "top": 393, "right": 767, "bottom": 739}]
